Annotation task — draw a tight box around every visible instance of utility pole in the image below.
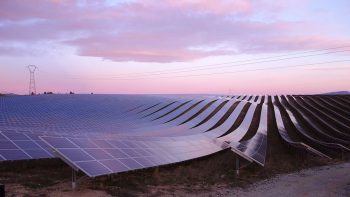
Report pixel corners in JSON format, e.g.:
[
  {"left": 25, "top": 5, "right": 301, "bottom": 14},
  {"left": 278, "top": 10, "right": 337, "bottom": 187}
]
[{"left": 28, "top": 65, "right": 37, "bottom": 95}]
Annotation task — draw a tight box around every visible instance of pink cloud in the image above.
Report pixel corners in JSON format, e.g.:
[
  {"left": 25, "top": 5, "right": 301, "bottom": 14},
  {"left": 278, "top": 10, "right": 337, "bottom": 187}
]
[
  {"left": 0, "top": 0, "right": 349, "bottom": 62},
  {"left": 165, "top": 0, "right": 253, "bottom": 15}
]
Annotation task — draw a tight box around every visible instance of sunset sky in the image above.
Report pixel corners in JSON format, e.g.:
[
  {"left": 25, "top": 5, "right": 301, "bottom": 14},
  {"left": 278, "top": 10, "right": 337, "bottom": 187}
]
[{"left": 1, "top": 0, "right": 349, "bottom": 95}]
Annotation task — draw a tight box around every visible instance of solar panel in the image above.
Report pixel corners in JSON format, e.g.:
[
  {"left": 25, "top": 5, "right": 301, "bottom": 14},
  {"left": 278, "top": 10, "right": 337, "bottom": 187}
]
[
  {"left": 299, "top": 96, "right": 350, "bottom": 137},
  {"left": 273, "top": 101, "right": 330, "bottom": 159},
  {"left": 204, "top": 101, "right": 245, "bottom": 138},
  {"left": 131, "top": 99, "right": 234, "bottom": 137},
  {"left": 288, "top": 96, "right": 349, "bottom": 145},
  {"left": 75, "top": 161, "right": 112, "bottom": 177},
  {"left": 130, "top": 99, "right": 214, "bottom": 134},
  {"left": 0, "top": 131, "right": 53, "bottom": 160},
  {"left": 41, "top": 135, "right": 224, "bottom": 177},
  {"left": 219, "top": 102, "right": 257, "bottom": 142},
  {"left": 279, "top": 96, "right": 350, "bottom": 152},
  {"left": 152, "top": 99, "right": 239, "bottom": 138},
  {"left": 229, "top": 105, "right": 268, "bottom": 166},
  {"left": 100, "top": 159, "right": 130, "bottom": 171},
  {"left": 306, "top": 96, "right": 350, "bottom": 126},
  {"left": 182, "top": 100, "right": 223, "bottom": 128},
  {"left": 123, "top": 101, "right": 190, "bottom": 130},
  {"left": 160, "top": 100, "right": 203, "bottom": 123},
  {"left": 316, "top": 96, "right": 350, "bottom": 117}
]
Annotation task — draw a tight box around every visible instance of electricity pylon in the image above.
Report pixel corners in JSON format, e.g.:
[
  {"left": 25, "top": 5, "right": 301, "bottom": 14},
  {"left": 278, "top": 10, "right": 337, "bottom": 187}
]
[{"left": 28, "top": 65, "right": 37, "bottom": 95}]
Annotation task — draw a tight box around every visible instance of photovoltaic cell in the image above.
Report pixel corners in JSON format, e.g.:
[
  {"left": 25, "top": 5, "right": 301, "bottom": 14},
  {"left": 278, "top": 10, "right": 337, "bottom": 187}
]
[
  {"left": 123, "top": 149, "right": 143, "bottom": 157},
  {"left": 24, "top": 149, "right": 52, "bottom": 158},
  {"left": 0, "top": 133, "right": 7, "bottom": 140},
  {"left": 83, "top": 149, "right": 113, "bottom": 160},
  {"left": 0, "top": 140, "right": 17, "bottom": 149},
  {"left": 43, "top": 137, "right": 78, "bottom": 149},
  {"left": 133, "top": 157, "right": 155, "bottom": 167},
  {"left": 136, "top": 148, "right": 152, "bottom": 157},
  {"left": 15, "top": 141, "right": 41, "bottom": 149},
  {"left": 70, "top": 138, "right": 98, "bottom": 148},
  {"left": 104, "top": 149, "right": 129, "bottom": 158},
  {"left": 75, "top": 161, "right": 112, "bottom": 177},
  {"left": 108, "top": 140, "right": 130, "bottom": 148},
  {"left": 100, "top": 160, "right": 129, "bottom": 172},
  {"left": 0, "top": 149, "right": 31, "bottom": 160},
  {"left": 2, "top": 132, "right": 30, "bottom": 140},
  {"left": 92, "top": 139, "right": 114, "bottom": 148},
  {"left": 119, "top": 158, "right": 144, "bottom": 169},
  {"left": 59, "top": 149, "right": 94, "bottom": 162}
]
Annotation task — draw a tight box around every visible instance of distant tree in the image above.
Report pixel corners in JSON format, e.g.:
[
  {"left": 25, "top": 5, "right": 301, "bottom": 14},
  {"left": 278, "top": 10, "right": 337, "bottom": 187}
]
[{"left": 69, "top": 91, "right": 74, "bottom": 94}]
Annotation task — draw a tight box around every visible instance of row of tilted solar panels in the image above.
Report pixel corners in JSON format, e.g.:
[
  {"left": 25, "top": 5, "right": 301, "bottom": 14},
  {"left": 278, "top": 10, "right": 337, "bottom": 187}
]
[
  {"left": 0, "top": 95, "right": 163, "bottom": 135},
  {"left": 1, "top": 95, "right": 349, "bottom": 177}
]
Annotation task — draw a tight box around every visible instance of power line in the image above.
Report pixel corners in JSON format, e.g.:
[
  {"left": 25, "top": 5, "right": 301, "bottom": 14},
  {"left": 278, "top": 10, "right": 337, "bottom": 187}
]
[
  {"left": 67, "top": 49, "right": 350, "bottom": 80},
  {"left": 169, "top": 59, "right": 350, "bottom": 79},
  {"left": 77, "top": 45, "right": 350, "bottom": 78},
  {"left": 306, "top": 66, "right": 350, "bottom": 71},
  {"left": 68, "top": 59, "right": 350, "bottom": 80},
  {"left": 39, "top": 45, "right": 350, "bottom": 80},
  {"left": 104, "top": 49, "right": 350, "bottom": 79},
  {"left": 58, "top": 47, "right": 350, "bottom": 80}
]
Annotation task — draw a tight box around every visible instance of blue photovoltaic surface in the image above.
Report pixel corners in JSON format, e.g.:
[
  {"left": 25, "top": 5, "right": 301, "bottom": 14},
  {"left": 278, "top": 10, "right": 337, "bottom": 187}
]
[
  {"left": 41, "top": 136, "right": 223, "bottom": 177},
  {"left": 1, "top": 94, "right": 348, "bottom": 177},
  {"left": 0, "top": 130, "right": 53, "bottom": 160}
]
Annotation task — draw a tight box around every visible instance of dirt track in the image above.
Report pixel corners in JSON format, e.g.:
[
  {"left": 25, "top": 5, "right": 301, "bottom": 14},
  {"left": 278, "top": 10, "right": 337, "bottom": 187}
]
[{"left": 175, "top": 162, "right": 350, "bottom": 197}]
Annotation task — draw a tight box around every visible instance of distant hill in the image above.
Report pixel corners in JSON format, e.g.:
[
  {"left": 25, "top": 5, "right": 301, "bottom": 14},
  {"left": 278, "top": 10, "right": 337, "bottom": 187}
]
[{"left": 320, "top": 91, "right": 350, "bottom": 95}]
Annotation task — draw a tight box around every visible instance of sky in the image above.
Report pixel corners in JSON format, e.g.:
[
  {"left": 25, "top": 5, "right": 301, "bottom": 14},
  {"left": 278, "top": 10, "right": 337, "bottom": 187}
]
[{"left": 0, "top": 0, "right": 349, "bottom": 95}]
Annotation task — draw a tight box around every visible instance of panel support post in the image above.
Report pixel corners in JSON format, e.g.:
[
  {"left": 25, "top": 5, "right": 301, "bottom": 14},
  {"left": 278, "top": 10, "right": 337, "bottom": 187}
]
[
  {"left": 154, "top": 167, "right": 160, "bottom": 183},
  {"left": 235, "top": 157, "right": 240, "bottom": 176},
  {"left": 72, "top": 168, "right": 77, "bottom": 190}
]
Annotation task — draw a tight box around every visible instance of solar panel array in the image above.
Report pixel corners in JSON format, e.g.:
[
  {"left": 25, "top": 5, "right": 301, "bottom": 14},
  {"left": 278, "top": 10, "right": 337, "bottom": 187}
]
[
  {"left": 0, "top": 94, "right": 349, "bottom": 177},
  {"left": 0, "top": 130, "right": 53, "bottom": 161}
]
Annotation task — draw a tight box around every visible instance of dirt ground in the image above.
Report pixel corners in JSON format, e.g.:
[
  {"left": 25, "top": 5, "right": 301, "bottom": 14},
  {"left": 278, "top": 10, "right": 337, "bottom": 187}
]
[
  {"left": 163, "top": 161, "right": 350, "bottom": 197},
  {"left": 3, "top": 162, "right": 350, "bottom": 197},
  {"left": 5, "top": 183, "right": 109, "bottom": 197}
]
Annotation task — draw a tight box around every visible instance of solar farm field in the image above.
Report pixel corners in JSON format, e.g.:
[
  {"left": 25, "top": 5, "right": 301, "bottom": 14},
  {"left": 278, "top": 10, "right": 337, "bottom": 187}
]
[{"left": 0, "top": 94, "right": 349, "bottom": 195}]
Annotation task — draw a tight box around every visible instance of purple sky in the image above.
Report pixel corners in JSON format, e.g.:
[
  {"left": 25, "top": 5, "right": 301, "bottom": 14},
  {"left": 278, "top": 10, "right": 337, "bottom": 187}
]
[{"left": 1, "top": 0, "right": 349, "bottom": 94}]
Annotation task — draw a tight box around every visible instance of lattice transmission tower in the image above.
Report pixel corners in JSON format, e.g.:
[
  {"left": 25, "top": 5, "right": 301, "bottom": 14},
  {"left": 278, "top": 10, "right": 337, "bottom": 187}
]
[{"left": 27, "top": 65, "right": 37, "bottom": 95}]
